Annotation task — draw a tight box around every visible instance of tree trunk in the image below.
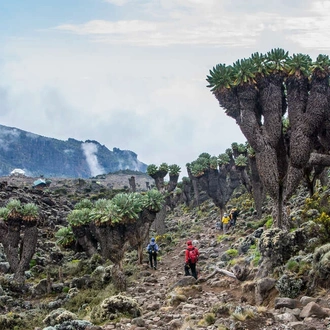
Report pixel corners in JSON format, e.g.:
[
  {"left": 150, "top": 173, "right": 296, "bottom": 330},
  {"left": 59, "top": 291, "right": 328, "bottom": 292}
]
[
  {"left": 153, "top": 205, "right": 166, "bottom": 235},
  {"left": 5, "top": 218, "right": 21, "bottom": 272},
  {"left": 14, "top": 223, "right": 38, "bottom": 282},
  {"left": 72, "top": 225, "right": 98, "bottom": 257}
]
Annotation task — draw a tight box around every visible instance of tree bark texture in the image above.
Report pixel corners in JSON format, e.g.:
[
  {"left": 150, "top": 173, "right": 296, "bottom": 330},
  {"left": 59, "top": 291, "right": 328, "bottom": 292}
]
[
  {"left": 213, "top": 72, "right": 329, "bottom": 229},
  {"left": 72, "top": 225, "right": 98, "bottom": 257},
  {"left": 14, "top": 224, "right": 38, "bottom": 282}
]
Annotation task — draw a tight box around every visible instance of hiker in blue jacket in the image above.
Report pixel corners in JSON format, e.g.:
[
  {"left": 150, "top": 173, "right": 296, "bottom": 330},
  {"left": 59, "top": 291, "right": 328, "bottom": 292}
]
[{"left": 146, "top": 237, "right": 159, "bottom": 270}]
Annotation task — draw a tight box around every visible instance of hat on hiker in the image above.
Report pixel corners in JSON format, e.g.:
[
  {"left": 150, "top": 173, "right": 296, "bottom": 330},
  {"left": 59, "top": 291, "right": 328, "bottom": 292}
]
[
  {"left": 151, "top": 237, "right": 155, "bottom": 242},
  {"left": 187, "top": 240, "right": 192, "bottom": 246},
  {"left": 224, "top": 213, "right": 228, "bottom": 217}
]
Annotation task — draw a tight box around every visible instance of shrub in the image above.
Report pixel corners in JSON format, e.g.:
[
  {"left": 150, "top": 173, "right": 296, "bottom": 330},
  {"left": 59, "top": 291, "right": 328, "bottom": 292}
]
[
  {"left": 225, "top": 249, "right": 239, "bottom": 258},
  {"left": 275, "top": 274, "right": 303, "bottom": 298}
]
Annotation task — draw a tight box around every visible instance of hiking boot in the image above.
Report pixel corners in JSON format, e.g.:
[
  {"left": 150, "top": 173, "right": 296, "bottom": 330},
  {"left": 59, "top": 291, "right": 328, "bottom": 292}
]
[{"left": 153, "top": 266, "right": 157, "bottom": 270}]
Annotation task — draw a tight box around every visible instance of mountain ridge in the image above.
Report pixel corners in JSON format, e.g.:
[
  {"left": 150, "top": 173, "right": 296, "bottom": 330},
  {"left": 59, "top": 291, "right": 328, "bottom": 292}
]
[{"left": 0, "top": 124, "right": 147, "bottom": 178}]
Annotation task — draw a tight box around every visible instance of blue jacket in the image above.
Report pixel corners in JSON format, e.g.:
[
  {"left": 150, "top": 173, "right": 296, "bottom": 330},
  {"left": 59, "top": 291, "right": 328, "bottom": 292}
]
[{"left": 146, "top": 242, "right": 159, "bottom": 253}]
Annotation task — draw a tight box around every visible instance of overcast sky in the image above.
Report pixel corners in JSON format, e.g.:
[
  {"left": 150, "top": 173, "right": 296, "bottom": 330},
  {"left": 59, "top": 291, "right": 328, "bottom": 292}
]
[{"left": 1, "top": 0, "right": 330, "bottom": 178}]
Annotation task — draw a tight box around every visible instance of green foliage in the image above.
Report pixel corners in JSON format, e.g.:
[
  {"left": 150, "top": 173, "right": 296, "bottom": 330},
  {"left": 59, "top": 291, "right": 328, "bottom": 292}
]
[
  {"left": 286, "top": 259, "right": 299, "bottom": 272},
  {"left": 0, "top": 207, "right": 9, "bottom": 220},
  {"left": 142, "top": 189, "right": 165, "bottom": 212},
  {"left": 182, "top": 176, "right": 190, "bottom": 183},
  {"left": 75, "top": 198, "right": 94, "bottom": 210},
  {"left": 168, "top": 164, "right": 181, "bottom": 176},
  {"left": 265, "top": 216, "right": 273, "bottom": 229},
  {"left": 237, "top": 143, "right": 247, "bottom": 153},
  {"left": 206, "top": 48, "right": 329, "bottom": 93},
  {"left": 275, "top": 274, "right": 303, "bottom": 298},
  {"left": 6, "top": 199, "right": 22, "bottom": 217},
  {"left": 21, "top": 203, "right": 39, "bottom": 222},
  {"left": 67, "top": 209, "right": 92, "bottom": 227},
  {"left": 209, "top": 156, "right": 218, "bottom": 169},
  {"left": 252, "top": 251, "right": 261, "bottom": 267},
  {"left": 218, "top": 153, "right": 230, "bottom": 165},
  {"left": 231, "top": 142, "right": 238, "bottom": 150},
  {"left": 198, "top": 152, "right": 211, "bottom": 159},
  {"left": 55, "top": 226, "right": 75, "bottom": 247},
  {"left": 146, "top": 164, "right": 158, "bottom": 176},
  {"left": 286, "top": 53, "right": 312, "bottom": 77},
  {"left": 111, "top": 193, "right": 143, "bottom": 222},
  {"left": 234, "top": 155, "right": 247, "bottom": 167},
  {"left": 159, "top": 162, "right": 169, "bottom": 172},
  {"left": 314, "top": 212, "right": 330, "bottom": 243},
  {"left": 225, "top": 249, "right": 239, "bottom": 258}
]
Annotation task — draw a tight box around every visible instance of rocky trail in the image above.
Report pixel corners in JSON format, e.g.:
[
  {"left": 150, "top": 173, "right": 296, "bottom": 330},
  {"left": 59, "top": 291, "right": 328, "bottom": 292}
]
[
  {"left": 1, "top": 177, "right": 330, "bottom": 330},
  {"left": 93, "top": 211, "right": 330, "bottom": 330}
]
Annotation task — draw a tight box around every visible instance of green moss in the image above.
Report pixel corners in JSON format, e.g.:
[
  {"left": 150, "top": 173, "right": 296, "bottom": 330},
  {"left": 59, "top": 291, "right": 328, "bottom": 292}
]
[{"left": 225, "top": 249, "right": 239, "bottom": 258}]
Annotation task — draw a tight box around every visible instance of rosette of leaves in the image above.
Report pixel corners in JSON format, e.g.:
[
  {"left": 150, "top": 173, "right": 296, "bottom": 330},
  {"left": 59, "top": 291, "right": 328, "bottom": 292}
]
[
  {"left": 74, "top": 198, "right": 93, "bottom": 210},
  {"left": 286, "top": 53, "right": 312, "bottom": 77},
  {"left": 218, "top": 153, "right": 230, "bottom": 166},
  {"left": 110, "top": 193, "right": 143, "bottom": 223},
  {"left": 209, "top": 156, "right": 218, "bottom": 169},
  {"left": 225, "top": 148, "right": 233, "bottom": 156},
  {"left": 206, "top": 63, "right": 234, "bottom": 92},
  {"left": 55, "top": 226, "right": 75, "bottom": 248},
  {"left": 89, "top": 199, "right": 112, "bottom": 225},
  {"left": 265, "top": 48, "right": 289, "bottom": 74},
  {"left": 237, "top": 143, "right": 247, "bottom": 154},
  {"left": 231, "top": 142, "right": 238, "bottom": 150},
  {"left": 6, "top": 199, "right": 23, "bottom": 220},
  {"left": 198, "top": 152, "right": 211, "bottom": 159},
  {"left": 182, "top": 176, "right": 190, "bottom": 183},
  {"left": 247, "top": 146, "right": 256, "bottom": 158},
  {"left": 159, "top": 162, "right": 169, "bottom": 172},
  {"left": 232, "top": 57, "right": 257, "bottom": 86},
  {"left": 169, "top": 164, "right": 181, "bottom": 176},
  {"left": 190, "top": 161, "right": 206, "bottom": 177},
  {"left": 235, "top": 155, "right": 248, "bottom": 168},
  {"left": 174, "top": 187, "right": 182, "bottom": 195},
  {"left": 67, "top": 208, "right": 92, "bottom": 227},
  {"left": 141, "top": 189, "right": 164, "bottom": 212},
  {"left": 0, "top": 207, "right": 9, "bottom": 220},
  {"left": 310, "top": 54, "right": 330, "bottom": 78},
  {"left": 147, "top": 164, "right": 158, "bottom": 176},
  {"left": 21, "top": 203, "right": 39, "bottom": 222}
]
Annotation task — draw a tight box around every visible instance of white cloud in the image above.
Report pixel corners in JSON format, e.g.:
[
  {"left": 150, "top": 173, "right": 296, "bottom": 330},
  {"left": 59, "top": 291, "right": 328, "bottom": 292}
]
[
  {"left": 81, "top": 142, "right": 105, "bottom": 177},
  {"left": 2, "top": 0, "right": 330, "bottom": 178}
]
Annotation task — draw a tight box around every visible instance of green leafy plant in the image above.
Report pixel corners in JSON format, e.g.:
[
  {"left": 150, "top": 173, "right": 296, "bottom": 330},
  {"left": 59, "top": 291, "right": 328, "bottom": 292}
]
[
  {"left": 146, "top": 164, "right": 158, "bottom": 176},
  {"left": 142, "top": 189, "right": 165, "bottom": 212},
  {"left": 21, "top": 203, "right": 39, "bottom": 222},
  {"left": 0, "top": 207, "right": 9, "bottom": 220},
  {"left": 168, "top": 164, "right": 181, "bottom": 176},
  {"left": 67, "top": 208, "right": 92, "bottom": 227},
  {"left": 74, "top": 198, "right": 94, "bottom": 210},
  {"left": 55, "top": 226, "right": 75, "bottom": 247},
  {"left": 218, "top": 153, "right": 230, "bottom": 165}
]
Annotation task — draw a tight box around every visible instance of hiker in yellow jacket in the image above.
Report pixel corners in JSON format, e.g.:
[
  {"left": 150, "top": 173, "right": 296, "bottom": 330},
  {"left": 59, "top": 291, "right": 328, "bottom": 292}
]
[{"left": 222, "top": 213, "right": 231, "bottom": 234}]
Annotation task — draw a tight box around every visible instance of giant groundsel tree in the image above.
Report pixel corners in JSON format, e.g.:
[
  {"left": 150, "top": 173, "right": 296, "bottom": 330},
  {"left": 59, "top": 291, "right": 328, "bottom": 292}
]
[{"left": 207, "top": 49, "right": 330, "bottom": 228}]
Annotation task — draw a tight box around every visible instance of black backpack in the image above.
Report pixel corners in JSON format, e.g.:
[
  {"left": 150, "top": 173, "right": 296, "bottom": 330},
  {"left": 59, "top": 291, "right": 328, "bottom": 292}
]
[{"left": 148, "top": 244, "right": 156, "bottom": 253}]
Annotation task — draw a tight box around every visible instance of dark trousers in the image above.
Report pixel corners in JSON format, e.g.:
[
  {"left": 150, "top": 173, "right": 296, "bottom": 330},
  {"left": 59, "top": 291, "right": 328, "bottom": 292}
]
[
  {"left": 184, "top": 262, "right": 198, "bottom": 279},
  {"left": 149, "top": 252, "right": 157, "bottom": 268}
]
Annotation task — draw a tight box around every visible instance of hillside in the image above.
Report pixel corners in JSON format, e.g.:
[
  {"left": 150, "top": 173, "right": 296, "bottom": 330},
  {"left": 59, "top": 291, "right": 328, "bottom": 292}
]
[
  {"left": 0, "top": 124, "right": 147, "bottom": 178},
  {"left": 0, "top": 176, "right": 330, "bottom": 330}
]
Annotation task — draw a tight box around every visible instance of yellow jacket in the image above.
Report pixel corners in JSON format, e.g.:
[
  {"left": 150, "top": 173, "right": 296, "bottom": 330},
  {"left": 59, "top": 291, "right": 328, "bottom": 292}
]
[{"left": 222, "top": 215, "right": 231, "bottom": 224}]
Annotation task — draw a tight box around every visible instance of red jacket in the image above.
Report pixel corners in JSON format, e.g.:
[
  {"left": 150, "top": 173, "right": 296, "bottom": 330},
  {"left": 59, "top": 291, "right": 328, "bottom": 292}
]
[{"left": 185, "top": 245, "right": 199, "bottom": 264}]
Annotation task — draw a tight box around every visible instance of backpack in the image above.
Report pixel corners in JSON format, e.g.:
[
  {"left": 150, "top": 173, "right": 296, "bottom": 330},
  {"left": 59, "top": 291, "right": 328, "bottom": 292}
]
[
  {"left": 148, "top": 244, "right": 156, "bottom": 253},
  {"left": 187, "top": 247, "right": 198, "bottom": 264}
]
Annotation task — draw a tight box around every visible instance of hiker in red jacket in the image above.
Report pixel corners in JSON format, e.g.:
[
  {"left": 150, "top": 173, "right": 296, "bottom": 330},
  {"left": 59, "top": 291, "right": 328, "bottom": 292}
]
[{"left": 184, "top": 240, "right": 200, "bottom": 279}]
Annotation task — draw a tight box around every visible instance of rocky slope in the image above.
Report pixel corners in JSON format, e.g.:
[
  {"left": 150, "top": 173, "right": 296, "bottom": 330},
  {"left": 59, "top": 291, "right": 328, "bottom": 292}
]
[{"left": 0, "top": 177, "right": 330, "bottom": 330}]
